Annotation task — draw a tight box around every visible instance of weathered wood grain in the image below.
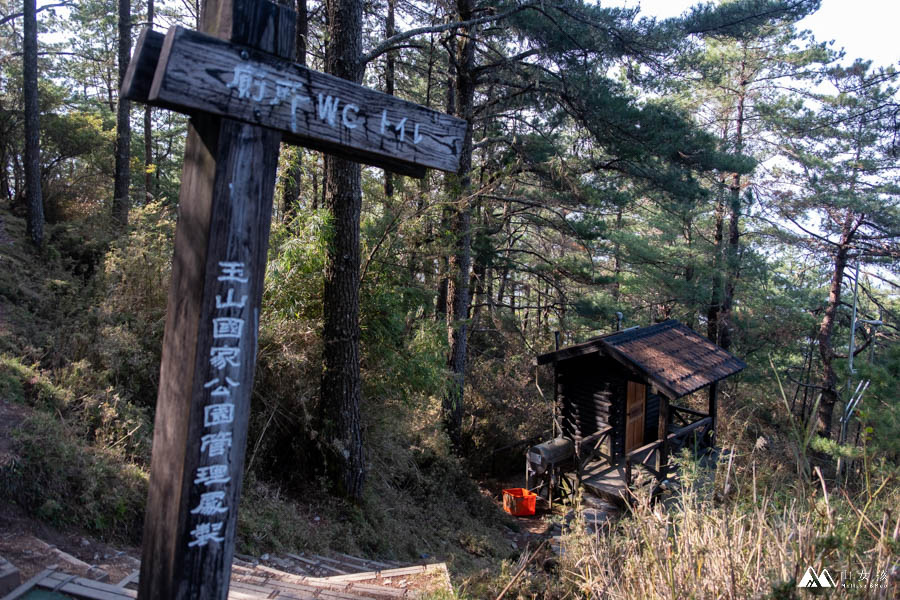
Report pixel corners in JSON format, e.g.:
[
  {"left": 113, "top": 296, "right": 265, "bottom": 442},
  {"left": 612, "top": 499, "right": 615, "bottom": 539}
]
[
  {"left": 39, "top": 571, "right": 137, "bottom": 600},
  {"left": 122, "top": 28, "right": 167, "bottom": 107},
  {"left": 139, "top": 117, "right": 282, "bottom": 600},
  {"left": 149, "top": 26, "right": 465, "bottom": 174},
  {"left": 138, "top": 2, "right": 287, "bottom": 599},
  {"left": 201, "top": 0, "right": 295, "bottom": 60},
  {"left": 124, "top": 27, "right": 427, "bottom": 178},
  {"left": 126, "top": 0, "right": 295, "bottom": 105},
  {"left": 232, "top": 0, "right": 295, "bottom": 59},
  {"left": 138, "top": 114, "right": 220, "bottom": 600},
  {"left": 131, "top": 0, "right": 458, "bottom": 597}
]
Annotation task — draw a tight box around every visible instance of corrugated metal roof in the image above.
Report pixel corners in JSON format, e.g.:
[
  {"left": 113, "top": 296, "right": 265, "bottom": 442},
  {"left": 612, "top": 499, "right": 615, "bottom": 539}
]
[{"left": 537, "top": 320, "right": 746, "bottom": 398}]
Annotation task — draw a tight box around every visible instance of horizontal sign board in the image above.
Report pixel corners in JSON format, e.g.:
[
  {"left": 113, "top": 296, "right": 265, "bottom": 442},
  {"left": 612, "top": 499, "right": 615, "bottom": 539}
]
[{"left": 144, "top": 26, "right": 466, "bottom": 175}]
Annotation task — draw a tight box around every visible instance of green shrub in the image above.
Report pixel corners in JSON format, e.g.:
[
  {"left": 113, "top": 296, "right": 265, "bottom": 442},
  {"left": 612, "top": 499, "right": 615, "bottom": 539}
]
[
  {"left": 1, "top": 411, "right": 148, "bottom": 542},
  {"left": 86, "top": 201, "right": 175, "bottom": 409},
  {"left": 0, "top": 354, "right": 71, "bottom": 412}
]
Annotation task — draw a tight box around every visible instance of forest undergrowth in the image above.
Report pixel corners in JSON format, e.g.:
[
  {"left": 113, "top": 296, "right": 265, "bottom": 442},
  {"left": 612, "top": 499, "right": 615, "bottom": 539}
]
[
  {"left": 2, "top": 0, "right": 899, "bottom": 596},
  {"left": 0, "top": 203, "right": 525, "bottom": 577},
  {"left": 1, "top": 201, "right": 898, "bottom": 598}
]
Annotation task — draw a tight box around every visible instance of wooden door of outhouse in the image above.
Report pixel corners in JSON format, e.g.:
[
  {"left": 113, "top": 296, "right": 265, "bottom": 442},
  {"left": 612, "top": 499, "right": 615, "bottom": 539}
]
[{"left": 625, "top": 381, "right": 646, "bottom": 452}]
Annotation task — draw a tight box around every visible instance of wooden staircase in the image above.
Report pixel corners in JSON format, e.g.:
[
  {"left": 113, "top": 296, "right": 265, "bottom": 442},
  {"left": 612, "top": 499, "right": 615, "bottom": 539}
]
[{"left": 1, "top": 551, "right": 452, "bottom": 599}]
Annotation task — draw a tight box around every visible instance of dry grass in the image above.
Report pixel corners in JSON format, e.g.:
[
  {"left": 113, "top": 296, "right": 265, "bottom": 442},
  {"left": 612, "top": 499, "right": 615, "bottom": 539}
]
[{"left": 559, "top": 452, "right": 898, "bottom": 600}]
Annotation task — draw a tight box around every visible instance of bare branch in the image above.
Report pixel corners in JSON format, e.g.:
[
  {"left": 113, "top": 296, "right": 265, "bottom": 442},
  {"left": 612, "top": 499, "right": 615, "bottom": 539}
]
[
  {"left": 360, "top": 3, "right": 536, "bottom": 66},
  {"left": 0, "top": 2, "right": 71, "bottom": 27}
]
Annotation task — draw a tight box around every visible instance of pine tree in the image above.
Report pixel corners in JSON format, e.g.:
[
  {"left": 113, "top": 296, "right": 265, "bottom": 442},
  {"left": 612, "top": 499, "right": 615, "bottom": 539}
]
[
  {"left": 772, "top": 61, "right": 900, "bottom": 437},
  {"left": 143, "top": 0, "right": 153, "bottom": 202},
  {"left": 319, "top": 0, "right": 365, "bottom": 499},
  {"left": 112, "top": 0, "right": 130, "bottom": 224},
  {"left": 23, "top": 0, "right": 43, "bottom": 245},
  {"left": 682, "top": 22, "right": 831, "bottom": 350}
]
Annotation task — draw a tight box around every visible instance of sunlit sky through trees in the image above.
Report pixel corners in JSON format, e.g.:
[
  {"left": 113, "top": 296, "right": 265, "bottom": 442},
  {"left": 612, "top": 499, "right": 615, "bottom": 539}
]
[
  {"left": 32, "top": 1, "right": 900, "bottom": 70},
  {"left": 612, "top": 0, "right": 899, "bottom": 69}
]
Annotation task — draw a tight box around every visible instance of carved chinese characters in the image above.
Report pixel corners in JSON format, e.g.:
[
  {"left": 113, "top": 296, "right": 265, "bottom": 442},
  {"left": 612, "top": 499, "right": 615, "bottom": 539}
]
[
  {"left": 186, "top": 260, "right": 248, "bottom": 549},
  {"left": 124, "top": 1, "right": 464, "bottom": 596}
]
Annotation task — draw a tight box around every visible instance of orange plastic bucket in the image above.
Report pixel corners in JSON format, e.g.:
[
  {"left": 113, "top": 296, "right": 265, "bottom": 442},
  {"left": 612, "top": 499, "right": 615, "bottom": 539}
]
[{"left": 502, "top": 488, "right": 537, "bottom": 516}]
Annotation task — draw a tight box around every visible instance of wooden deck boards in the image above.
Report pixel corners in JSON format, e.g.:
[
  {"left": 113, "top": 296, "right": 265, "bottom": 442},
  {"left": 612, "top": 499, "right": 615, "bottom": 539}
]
[
  {"left": 581, "top": 462, "right": 628, "bottom": 497},
  {"left": 1, "top": 559, "right": 451, "bottom": 600},
  {"left": 580, "top": 448, "right": 660, "bottom": 499}
]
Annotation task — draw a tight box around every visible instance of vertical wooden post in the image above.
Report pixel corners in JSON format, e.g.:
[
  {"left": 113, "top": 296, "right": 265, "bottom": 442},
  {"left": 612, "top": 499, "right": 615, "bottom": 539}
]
[
  {"left": 138, "top": 2, "right": 293, "bottom": 599},
  {"left": 552, "top": 331, "right": 560, "bottom": 438},
  {"left": 708, "top": 381, "right": 718, "bottom": 445},
  {"left": 524, "top": 454, "right": 530, "bottom": 492},
  {"left": 657, "top": 395, "right": 669, "bottom": 482}
]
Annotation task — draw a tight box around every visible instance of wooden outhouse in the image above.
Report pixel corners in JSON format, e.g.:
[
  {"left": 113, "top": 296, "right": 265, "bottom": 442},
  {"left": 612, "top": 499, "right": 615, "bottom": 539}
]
[{"left": 535, "top": 319, "right": 746, "bottom": 497}]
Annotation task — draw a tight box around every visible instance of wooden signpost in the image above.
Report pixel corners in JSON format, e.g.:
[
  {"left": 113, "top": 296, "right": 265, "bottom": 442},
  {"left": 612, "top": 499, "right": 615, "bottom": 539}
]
[
  {"left": 125, "top": 19, "right": 465, "bottom": 177},
  {"left": 124, "top": 1, "right": 465, "bottom": 598}
]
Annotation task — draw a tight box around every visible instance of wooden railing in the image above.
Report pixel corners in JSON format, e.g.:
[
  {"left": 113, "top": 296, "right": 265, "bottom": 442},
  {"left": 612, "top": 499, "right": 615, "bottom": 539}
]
[
  {"left": 574, "top": 412, "right": 716, "bottom": 495},
  {"left": 625, "top": 416, "right": 714, "bottom": 487},
  {"left": 575, "top": 425, "right": 613, "bottom": 480},
  {"left": 670, "top": 405, "right": 708, "bottom": 427},
  {"left": 667, "top": 416, "right": 713, "bottom": 455},
  {"left": 624, "top": 438, "right": 663, "bottom": 485}
]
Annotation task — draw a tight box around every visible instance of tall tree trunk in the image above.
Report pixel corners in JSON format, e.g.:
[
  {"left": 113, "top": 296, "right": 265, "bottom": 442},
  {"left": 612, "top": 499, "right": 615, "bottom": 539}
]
[
  {"left": 434, "top": 62, "right": 457, "bottom": 322},
  {"left": 707, "top": 178, "right": 726, "bottom": 343},
  {"left": 383, "top": 0, "right": 395, "bottom": 198},
  {"left": 612, "top": 206, "right": 623, "bottom": 303},
  {"left": 1, "top": 98, "right": 12, "bottom": 204},
  {"left": 113, "top": 0, "right": 131, "bottom": 225},
  {"left": 319, "top": 0, "right": 365, "bottom": 500},
  {"left": 719, "top": 178, "right": 742, "bottom": 351},
  {"left": 683, "top": 214, "right": 695, "bottom": 284},
  {"left": 143, "top": 0, "right": 153, "bottom": 202},
  {"left": 0, "top": 145, "right": 9, "bottom": 205},
  {"left": 442, "top": 0, "right": 476, "bottom": 450},
  {"left": 424, "top": 29, "right": 435, "bottom": 109},
  {"left": 814, "top": 132, "right": 866, "bottom": 438},
  {"left": 470, "top": 206, "right": 486, "bottom": 324},
  {"left": 311, "top": 154, "right": 319, "bottom": 210},
  {"left": 496, "top": 212, "right": 512, "bottom": 306},
  {"left": 444, "top": 205, "right": 471, "bottom": 449},
  {"left": 23, "top": 0, "right": 43, "bottom": 246},
  {"left": 718, "top": 59, "right": 748, "bottom": 352},
  {"left": 435, "top": 214, "right": 449, "bottom": 320},
  {"left": 281, "top": 149, "right": 301, "bottom": 221},
  {"left": 296, "top": 0, "right": 307, "bottom": 66},
  {"left": 816, "top": 210, "right": 857, "bottom": 438},
  {"left": 280, "top": 0, "right": 308, "bottom": 223},
  {"left": 12, "top": 151, "right": 24, "bottom": 209}
]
